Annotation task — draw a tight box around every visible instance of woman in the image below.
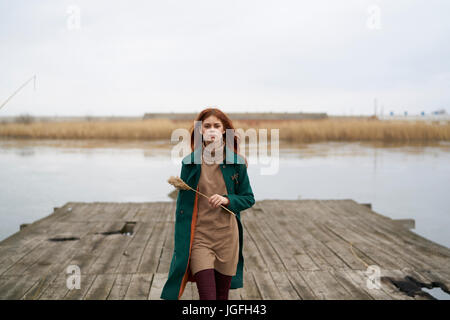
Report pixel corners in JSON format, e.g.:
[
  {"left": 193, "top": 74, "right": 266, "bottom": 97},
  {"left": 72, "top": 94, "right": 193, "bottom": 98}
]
[{"left": 160, "top": 108, "right": 255, "bottom": 300}]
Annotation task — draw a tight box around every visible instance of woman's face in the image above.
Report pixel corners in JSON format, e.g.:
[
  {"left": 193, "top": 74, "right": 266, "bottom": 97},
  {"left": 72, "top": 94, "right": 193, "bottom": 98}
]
[{"left": 201, "top": 115, "right": 225, "bottom": 143}]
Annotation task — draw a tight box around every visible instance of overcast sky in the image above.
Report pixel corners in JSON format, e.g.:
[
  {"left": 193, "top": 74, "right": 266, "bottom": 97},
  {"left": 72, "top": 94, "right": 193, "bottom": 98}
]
[{"left": 0, "top": 0, "right": 449, "bottom": 116}]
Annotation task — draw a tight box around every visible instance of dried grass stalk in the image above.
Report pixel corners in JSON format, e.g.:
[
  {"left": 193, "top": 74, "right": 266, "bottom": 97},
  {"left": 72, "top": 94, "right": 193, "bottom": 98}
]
[
  {"left": 167, "top": 176, "right": 236, "bottom": 216},
  {"left": 168, "top": 176, "right": 191, "bottom": 191}
]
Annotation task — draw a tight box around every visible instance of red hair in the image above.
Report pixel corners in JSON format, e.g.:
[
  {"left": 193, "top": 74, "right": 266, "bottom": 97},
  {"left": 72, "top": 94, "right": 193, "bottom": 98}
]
[{"left": 189, "top": 108, "right": 248, "bottom": 167}]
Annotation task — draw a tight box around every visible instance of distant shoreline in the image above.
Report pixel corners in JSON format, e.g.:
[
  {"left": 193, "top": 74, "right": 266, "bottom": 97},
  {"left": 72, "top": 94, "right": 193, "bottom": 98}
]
[{"left": 0, "top": 117, "right": 449, "bottom": 143}]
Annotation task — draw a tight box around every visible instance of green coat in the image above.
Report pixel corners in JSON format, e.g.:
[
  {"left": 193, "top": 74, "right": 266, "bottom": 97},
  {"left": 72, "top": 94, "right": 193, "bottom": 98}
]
[{"left": 160, "top": 145, "right": 256, "bottom": 300}]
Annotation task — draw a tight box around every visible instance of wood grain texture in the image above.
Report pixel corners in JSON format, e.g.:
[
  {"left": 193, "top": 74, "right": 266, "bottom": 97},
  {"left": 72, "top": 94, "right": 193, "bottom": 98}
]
[{"left": 1, "top": 200, "right": 449, "bottom": 300}]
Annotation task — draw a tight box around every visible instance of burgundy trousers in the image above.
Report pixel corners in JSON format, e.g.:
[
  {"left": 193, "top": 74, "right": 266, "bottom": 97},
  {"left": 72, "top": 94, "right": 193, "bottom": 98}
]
[{"left": 194, "top": 268, "right": 232, "bottom": 300}]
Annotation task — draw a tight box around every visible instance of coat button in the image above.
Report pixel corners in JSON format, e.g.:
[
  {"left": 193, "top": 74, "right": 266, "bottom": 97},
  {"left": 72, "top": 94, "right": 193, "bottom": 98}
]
[
  {"left": 223, "top": 165, "right": 226, "bottom": 168},
  {"left": 180, "top": 210, "right": 184, "bottom": 214}
]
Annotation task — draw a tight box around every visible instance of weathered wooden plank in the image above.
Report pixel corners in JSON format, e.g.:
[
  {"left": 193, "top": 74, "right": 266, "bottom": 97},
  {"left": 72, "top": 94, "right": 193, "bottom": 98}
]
[
  {"left": 84, "top": 274, "right": 117, "bottom": 300},
  {"left": 116, "top": 203, "right": 139, "bottom": 220},
  {"left": 323, "top": 200, "right": 396, "bottom": 230},
  {"left": 132, "top": 203, "right": 155, "bottom": 222},
  {"left": 253, "top": 271, "right": 283, "bottom": 300},
  {"left": 37, "top": 274, "right": 71, "bottom": 300},
  {"left": 0, "top": 275, "right": 40, "bottom": 300},
  {"left": 417, "top": 269, "right": 450, "bottom": 290},
  {"left": 138, "top": 221, "right": 170, "bottom": 273},
  {"left": 228, "top": 287, "right": 241, "bottom": 300},
  {"left": 242, "top": 224, "right": 268, "bottom": 272},
  {"left": 354, "top": 242, "right": 410, "bottom": 270},
  {"left": 302, "top": 247, "right": 336, "bottom": 271},
  {"left": 343, "top": 269, "right": 393, "bottom": 300},
  {"left": 0, "top": 205, "right": 80, "bottom": 263},
  {"left": 430, "top": 269, "right": 450, "bottom": 289},
  {"left": 158, "top": 221, "right": 175, "bottom": 274},
  {"left": 115, "top": 222, "right": 155, "bottom": 274},
  {"left": 20, "top": 221, "right": 103, "bottom": 277},
  {"left": 256, "top": 211, "right": 301, "bottom": 271},
  {"left": 1, "top": 200, "right": 449, "bottom": 301},
  {"left": 63, "top": 274, "right": 97, "bottom": 300},
  {"left": 321, "top": 236, "right": 374, "bottom": 270},
  {"left": 191, "top": 281, "right": 200, "bottom": 300},
  {"left": 124, "top": 273, "right": 153, "bottom": 300},
  {"left": 58, "top": 221, "right": 125, "bottom": 275},
  {"left": 148, "top": 273, "right": 166, "bottom": 300},
  {"left": 0, "top": 241, "right": 47, "bottom": 276},
  {"left": 244, "top": 220, "right": 285, "bottom": 272},
  {"left": 86, "top": 229, "right": 138, "bottom": 275},
  {"left": 270, "top": 271, "right": 301, "bottom": 300},
  {"left": 337, "top": 220, "right": 443, "bottom": 271},
  {"left": 45, "top": 221, "right": 110, "bottom": 276},
  {"left": 300, "top": 270, "right": 354, "bottom": 300},
  {"left": 321, "top": 224, "right": 378, "bottom": 268},
  {"left": 136, "top": 202, "right": 169, "bottom": 222},
  {"left": 0, "top": 208, "right": 69, "bottom": 260},
  {"left": 286, "top": 271, "right": 317, "bottom": 300},
  {"left": 120, "top": 203, "right": 143, "bottom": 221},
  {"left": 329, "top": 269, "right": 374, "bottom": 300},
  {"left": 66, "top": 202, "right": 105, "bottom": 222},
  {"left": 361, "top": 224, "right": 450, "bottom": 271},
  {"left": 107, "top": 273, "right": 133, "bottom": 300},
  {"left": 326, "top": 200, "right": 450, "bottom": 270},
  {"left": 88, "top": 203, "right": 122, "bottom": 221},
  {"left": 21, "top": 272, "right": 60, "bottom": 300},
  {"left": 179, "top": 281, "right": 193, "bottom": 300},
  {"left": 240, "top": 271, "right": 262, "bottom": 300},
  {"left": 294, "top": 252, "right": 320, "bottom": 271},
  {"left": 282, "top": 214, "right": 322, "bottom": 248},
  {"left": 164, "top": 202, "right": 176, "bottom": 223},
  {"left": 1, "top": 220, "right": 95, "bottom": 276},
  {"left": 320, "top": 222, "right": 400, "bottom": 269}
]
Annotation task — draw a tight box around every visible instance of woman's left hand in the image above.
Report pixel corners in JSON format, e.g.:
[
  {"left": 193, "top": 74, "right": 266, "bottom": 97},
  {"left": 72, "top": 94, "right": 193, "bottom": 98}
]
[{"left": 209, "top": 194, "right": 230, "bottom": 208}]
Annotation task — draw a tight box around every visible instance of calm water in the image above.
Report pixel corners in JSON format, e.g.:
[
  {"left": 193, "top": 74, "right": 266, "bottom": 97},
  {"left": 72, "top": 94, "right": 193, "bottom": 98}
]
[{"left": 1, "top": 139, "right": 449, "bottom": 251}]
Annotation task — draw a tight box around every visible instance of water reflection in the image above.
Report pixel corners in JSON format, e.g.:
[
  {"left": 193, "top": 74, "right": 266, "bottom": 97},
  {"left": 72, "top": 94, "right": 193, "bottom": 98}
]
[{"left": 0, "top": 138, "right": 449, "bottom": 250}]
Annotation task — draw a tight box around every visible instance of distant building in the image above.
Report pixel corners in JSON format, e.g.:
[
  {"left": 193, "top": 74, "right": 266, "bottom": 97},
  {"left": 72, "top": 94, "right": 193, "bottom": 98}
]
[
  {"left": 143, "top": 112, "right": 328, "bottom": 120},
  {"left": 432, "top": 109, "right": 447, "bottom": 115},
  {"left": 380, "top": 108, "right": 449, "bottom": 124}
]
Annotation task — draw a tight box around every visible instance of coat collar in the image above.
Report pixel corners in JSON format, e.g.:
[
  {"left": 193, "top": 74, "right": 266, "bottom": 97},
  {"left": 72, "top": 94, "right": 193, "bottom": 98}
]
[
  {"left": 182, "top": 144, "right": 246, "bottom": 198},
  {"left": 182, "top": 143, "right": 245, "bottom": 165},
  {"left": 182, "top": 143, "right": 246, "bottom": 187}
]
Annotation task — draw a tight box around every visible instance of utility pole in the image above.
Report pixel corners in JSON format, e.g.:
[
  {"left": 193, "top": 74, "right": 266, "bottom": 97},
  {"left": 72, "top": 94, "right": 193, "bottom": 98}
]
[
  {"left": 374, "top": 97, "right": 378, "bottom": 116},
  {"left": 0, "top": 75, "right": 36, "bottom": 111}
]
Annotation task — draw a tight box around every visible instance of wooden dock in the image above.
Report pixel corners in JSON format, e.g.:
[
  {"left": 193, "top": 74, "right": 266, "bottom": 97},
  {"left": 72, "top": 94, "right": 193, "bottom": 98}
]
[{"left": 0, "top": 200, "right": 449, "bottom": 300}]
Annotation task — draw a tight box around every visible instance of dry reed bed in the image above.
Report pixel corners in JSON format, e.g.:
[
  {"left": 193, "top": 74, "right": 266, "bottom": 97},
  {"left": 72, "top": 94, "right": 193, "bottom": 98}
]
[{"left": 0, "top": 118, "right": 449, "bottom": 143}]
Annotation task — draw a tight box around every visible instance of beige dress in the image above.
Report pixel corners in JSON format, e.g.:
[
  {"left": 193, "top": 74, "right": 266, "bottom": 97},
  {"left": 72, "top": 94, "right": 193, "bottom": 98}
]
[{"left": 189, "top": 144, "right": 240, "bottom": 276}]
